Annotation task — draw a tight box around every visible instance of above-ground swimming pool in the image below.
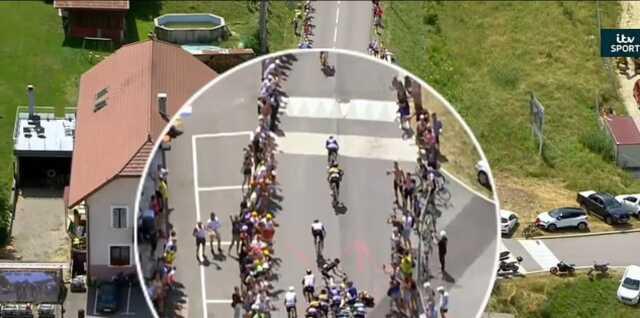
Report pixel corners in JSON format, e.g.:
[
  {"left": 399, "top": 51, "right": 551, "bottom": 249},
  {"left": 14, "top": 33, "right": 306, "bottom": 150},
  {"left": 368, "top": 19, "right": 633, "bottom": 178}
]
[{"left": 154, "top": 13, "right": 227, "bottom": 45}]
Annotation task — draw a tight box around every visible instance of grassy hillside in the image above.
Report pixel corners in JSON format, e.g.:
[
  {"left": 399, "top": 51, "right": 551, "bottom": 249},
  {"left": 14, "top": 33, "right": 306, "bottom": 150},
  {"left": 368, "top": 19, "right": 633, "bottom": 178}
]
[
  {"left": 489, "top": 274, "right": 637, "bottom": 318},
  {"left": 383, "top": 1, "right": 638, "bottom": 195}
]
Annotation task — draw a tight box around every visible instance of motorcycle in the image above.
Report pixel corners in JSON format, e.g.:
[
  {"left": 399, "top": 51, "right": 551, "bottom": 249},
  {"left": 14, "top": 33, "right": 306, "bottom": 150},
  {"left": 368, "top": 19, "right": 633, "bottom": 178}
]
[
  {"left": 497, "top": 256, "right": 524, "bottom": 277},
  {"left": 587, "top": 261, "right": 609, "bottom": 280},
  {"left": 550, "top": 261, "right": 575, "bottom": 276}
]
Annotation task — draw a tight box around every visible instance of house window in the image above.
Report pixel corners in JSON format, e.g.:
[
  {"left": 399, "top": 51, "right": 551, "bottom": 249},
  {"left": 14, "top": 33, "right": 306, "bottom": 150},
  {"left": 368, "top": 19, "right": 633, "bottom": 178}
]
[
  {"left": 109, "top": 245, "right": 130, "bottom": 266},
  {"left": 111, "top": 206, "right": 127, "bottom": 228},
  {"left": 94, "top": 87, "right": 109, "bottom": 112}
]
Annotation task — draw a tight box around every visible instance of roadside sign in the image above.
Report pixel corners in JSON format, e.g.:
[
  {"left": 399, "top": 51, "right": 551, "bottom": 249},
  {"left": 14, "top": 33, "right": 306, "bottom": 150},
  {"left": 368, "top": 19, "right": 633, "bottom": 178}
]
[{"left": 529, "top": 92, "right": 545, "bottom": 156}]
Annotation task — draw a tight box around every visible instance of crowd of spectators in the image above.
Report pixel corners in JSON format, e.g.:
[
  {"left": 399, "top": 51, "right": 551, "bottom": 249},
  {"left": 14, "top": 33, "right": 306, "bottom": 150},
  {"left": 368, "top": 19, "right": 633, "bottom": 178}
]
[{"left": 382, "top": 74, "right": 451, "bottom": 317}]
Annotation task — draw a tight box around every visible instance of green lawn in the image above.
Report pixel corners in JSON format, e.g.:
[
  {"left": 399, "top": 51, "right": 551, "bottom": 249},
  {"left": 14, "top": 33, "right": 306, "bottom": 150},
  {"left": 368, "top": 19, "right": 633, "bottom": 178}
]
[
  {"left": 383, "top": 1, "right": 640, "bottom": 195},
  {"left": 0, "top": 2, "right": 96, "bottom": 244},
  {"left": 127, "top": 1, "right": 299, "bottom": 52},
  {"left": 489, "top": 274, "right": 638, "bottom": 318}
]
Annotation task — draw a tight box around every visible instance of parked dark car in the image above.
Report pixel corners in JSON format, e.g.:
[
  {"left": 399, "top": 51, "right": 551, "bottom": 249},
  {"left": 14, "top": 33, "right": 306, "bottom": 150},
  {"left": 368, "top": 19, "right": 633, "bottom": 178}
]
[
  {"left": 577, "top": 191, "right": 632, "bottom": 225},
  {"left": 96, "top": 282, "right": 119, "bottom": 314}
]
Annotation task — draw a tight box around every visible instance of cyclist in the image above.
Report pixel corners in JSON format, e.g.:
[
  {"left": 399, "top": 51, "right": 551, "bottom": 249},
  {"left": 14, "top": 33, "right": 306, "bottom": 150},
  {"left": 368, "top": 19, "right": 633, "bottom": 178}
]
[
  {"left": 284, "top": 286, "right": 298, "bottom": 318},
  {"left": 327, "top": 162, "right": 344, "bottom": 202},
  {"left": 302, "top": 269, "right": 316, "bottom": 303},
  {"left": 325, "top": 136, "right": 339, "bottom": 163},
  {"left": 321, "top": 258, "right": 346, "bottom": 284},
  {"left": 311, "top": 220, "right": 326, "bottom": 254},
  {"left": 320, "top": 51, "right": 329, "bottom": 69}
]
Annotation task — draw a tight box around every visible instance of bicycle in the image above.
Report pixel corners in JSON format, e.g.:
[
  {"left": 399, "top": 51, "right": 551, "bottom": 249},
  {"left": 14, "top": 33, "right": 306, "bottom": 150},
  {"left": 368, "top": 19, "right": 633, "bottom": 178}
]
[
  {"left": 330, "top": 181, "right": 340, "bottom": 207},
  {"left": 328, "top": 149, "right": 338, "bottom": 165},
  {"left": 433, "top": 173, "right": 451, "bottom": 206},
  {"left": 315, "top": 234, "right": 325, "bottom": 256}
]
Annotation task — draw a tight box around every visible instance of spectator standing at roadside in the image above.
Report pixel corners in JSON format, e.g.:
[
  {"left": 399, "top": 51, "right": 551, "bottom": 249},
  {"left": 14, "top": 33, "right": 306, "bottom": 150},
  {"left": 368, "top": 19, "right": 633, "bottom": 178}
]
[
  {"left": 229, "top": 215, "right": 242, "bottom": 255},
  {"left": 207, "top": 212, "right": 223, "bottom": 255},
  {"left": 438, "top": 286, "right": 449, "bottom": 318},
  {"left": 438, "top": 230, "right": 448, "bottom": 274},
  {"left": 158, "top": 178, "right": 169, "bottom": 212},
  {"left": 386, "top": 162, "right": 405, "bottom": 205},
  {"left": 193, "top": 222, "right": 207, "bottom": 263},
  {"left": 431, "top": 112, "right": 443, "bottom": 147},
  {"left": 231, "top": 286, "right": 243, "bottom": 318},
  {"left": 401, "top": 212, "right": 413, "bottom": 250}
]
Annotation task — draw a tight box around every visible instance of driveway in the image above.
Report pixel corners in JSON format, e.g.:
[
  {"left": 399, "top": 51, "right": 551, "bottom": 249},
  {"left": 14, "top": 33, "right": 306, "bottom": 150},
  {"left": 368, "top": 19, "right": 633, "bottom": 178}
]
[{"left": 12, "top": 187, "right": 69, "bottom": 262}]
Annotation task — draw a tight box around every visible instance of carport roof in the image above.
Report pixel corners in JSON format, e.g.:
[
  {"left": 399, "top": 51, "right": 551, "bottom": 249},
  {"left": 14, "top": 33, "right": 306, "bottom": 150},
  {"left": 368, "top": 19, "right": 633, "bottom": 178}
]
[
  {"left": 68, "top": 40, "right": 216, "bottom": 208},
  {"left": 53, "top": 0, "right": 129, "bottom": 10},
  {"left": 604, "top": 115, "right": 640, "bottom": 145}
]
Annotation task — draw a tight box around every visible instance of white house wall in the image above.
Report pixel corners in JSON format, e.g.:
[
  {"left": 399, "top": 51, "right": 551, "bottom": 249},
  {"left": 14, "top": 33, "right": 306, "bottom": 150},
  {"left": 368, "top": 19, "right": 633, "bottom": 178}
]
[
  {"left": 86, "top": 177, "right": 138, "bottom": 280},
  {"left": 618, "top": 144, "right": 640, "bottom": 168}
]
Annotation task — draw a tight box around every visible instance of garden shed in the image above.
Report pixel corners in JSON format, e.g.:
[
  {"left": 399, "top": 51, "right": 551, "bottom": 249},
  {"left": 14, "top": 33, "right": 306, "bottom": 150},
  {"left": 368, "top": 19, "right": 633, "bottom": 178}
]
[
  {"left": 604, "top": 115, "right": 640, "bottom": 168},
  {"left": 54, "top": 0, "right": 129, "bottom": 43}
]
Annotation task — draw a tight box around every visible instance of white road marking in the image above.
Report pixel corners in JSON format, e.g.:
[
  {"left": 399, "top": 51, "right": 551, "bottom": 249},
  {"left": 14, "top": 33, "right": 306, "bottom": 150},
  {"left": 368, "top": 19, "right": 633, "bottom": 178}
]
[
  {"left": 277, "top": 131, "right": 416, "bottom": 162},
  {"left": 199, "top": 185, "right": 243, "bottom": 192},
  {"left": 93, "top": 287, "right": 99, "bottom": 315},
  {"left": 206, "top": 299, "right": 233, "bottom": 304},
  {"left": 193, "top": 131, "right": 252, "bottom": 140},
  {"left": 498, "top": 239, "right": 527, "bottom": 274},
  {"left": 193, "top": 130, "right": 415, "bottom": 162},
  {"left": 333, "top": 2, "right": 340, "bottom": 46},
  {"left": 518, "top": 239, "right": 560, "bottom": 270},
  {"left": 284, "top": 97, "right": 398, "bottom": 122},
  {"left": 125, "top": 286, "right": 132, "bottom": 314},
  {"left": 191, "top": 135, "right": 209, "bottom": 318}
]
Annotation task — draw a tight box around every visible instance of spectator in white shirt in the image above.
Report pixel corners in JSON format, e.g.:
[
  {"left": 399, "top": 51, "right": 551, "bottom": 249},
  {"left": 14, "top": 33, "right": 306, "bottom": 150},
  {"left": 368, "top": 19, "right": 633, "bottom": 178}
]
[{"left": 207, "top": 212, "right": 222, "bottom": 255}]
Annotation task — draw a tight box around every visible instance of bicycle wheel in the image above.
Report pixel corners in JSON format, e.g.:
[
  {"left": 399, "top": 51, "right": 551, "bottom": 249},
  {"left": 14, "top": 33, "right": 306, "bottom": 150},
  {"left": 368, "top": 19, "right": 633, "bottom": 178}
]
[
  {"left": 436, "top": 187, "right": 451, "bottom": 204},
  {"left": 331, "top": 182, "right": 338, "bottom": 206}
]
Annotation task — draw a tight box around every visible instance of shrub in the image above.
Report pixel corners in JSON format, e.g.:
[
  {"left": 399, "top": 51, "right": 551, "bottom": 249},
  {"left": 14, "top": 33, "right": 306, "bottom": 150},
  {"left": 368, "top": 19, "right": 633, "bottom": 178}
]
[{"left": 580, "top": 128, "right": 615, "bottom": 162}]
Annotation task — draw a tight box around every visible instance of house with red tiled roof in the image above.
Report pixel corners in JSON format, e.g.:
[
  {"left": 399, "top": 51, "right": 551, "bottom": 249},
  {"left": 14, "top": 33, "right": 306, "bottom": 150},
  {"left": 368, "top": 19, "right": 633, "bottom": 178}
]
[
  {"left": 68, "top": 39, "right": 216, "bottom": 280},
  {"left": 54, "top": 0, "right": 130, "bottom": 42}
]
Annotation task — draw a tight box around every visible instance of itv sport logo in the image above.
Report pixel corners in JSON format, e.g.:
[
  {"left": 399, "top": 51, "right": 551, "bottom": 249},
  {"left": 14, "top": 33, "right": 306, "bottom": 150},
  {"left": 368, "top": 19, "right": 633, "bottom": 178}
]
[{"left": 601, "top": 29, "right": 640, "bottom": 57}]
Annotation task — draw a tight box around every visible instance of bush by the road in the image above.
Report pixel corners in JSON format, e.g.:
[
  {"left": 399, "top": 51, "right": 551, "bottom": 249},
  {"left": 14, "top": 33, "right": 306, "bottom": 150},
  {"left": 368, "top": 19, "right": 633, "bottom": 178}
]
[{"left": 0, "top": 190, "right": 11, "bottom": 246}]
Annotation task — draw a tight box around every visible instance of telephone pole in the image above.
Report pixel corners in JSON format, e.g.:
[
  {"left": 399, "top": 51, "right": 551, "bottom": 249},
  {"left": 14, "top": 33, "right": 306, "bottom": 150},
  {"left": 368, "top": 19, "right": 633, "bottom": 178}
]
[{"left": 259, "top": 0, "right": 269, "bottom": 54}]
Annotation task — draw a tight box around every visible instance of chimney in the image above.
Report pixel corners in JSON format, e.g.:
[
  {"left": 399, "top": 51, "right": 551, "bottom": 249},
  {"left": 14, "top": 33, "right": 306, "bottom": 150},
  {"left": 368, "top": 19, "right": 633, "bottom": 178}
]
[
  {"left": 158, "top": 93, "right": 168, "bottom": 120},
  {"left": 27, "top": 85, "right": 35, "bottom": 118}
]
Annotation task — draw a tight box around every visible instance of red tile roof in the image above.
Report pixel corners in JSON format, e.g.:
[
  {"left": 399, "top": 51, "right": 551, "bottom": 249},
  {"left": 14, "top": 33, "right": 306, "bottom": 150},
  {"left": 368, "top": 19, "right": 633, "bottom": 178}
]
[
  {"left": 54, "top": 0, "right": 129, "bottom": 10},
  {"left": 68, "top": 40, "right": 216, "bottom": 208},
  {"left": 604, "top": 116, "right": 640, "bottom": 145}
]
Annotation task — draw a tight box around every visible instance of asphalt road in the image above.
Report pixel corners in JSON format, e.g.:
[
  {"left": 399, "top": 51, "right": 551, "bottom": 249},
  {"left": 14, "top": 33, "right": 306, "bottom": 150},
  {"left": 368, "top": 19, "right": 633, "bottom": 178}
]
[
  {"left": 503, "top": 232, "right": 640, "bottom": 273},
  {"left": 311, "top": 0, "right": 372, "bottom": 52},
  {"left": 155, "top": 49, "right": 498, "bottom": 318}
]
